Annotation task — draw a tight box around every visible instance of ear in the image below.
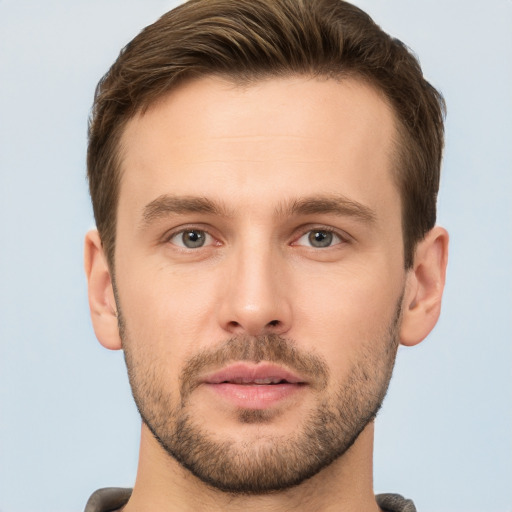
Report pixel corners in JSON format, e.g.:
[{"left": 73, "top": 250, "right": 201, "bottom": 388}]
[
  {"left": 400, "top": 226, "right": 449, "bottom": 346},
  {"left": 84, "top": 229, "right": 122, "bottom": 350}
]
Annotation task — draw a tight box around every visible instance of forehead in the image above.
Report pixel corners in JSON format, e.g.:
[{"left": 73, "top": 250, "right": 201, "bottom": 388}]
[{"left": 118, "top": 75, "right": 400, "bottom": 223}]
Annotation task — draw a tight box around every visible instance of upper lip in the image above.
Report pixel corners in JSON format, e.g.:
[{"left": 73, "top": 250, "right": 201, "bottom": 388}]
[{"left": 202, "top": 362, "right": 306, "bottom": 385}]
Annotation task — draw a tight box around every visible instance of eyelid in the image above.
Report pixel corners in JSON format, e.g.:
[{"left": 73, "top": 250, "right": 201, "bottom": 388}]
[
  {"left": 163, "top": 225, "right": 220, "bottom": 248},
  {"left": 161, "top": 223, "right": 350, "bottom": 248},
  {"left": 291, "top": 225, "right": 351, "bottom": 247}
]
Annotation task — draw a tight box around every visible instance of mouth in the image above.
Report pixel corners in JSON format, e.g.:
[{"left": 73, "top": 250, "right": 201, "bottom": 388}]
[
  {"left": 201, "top": 362, "right": 307, "bottom": 410},
  {"left": 205, "top": 362, "right": 305, "bottom": 385}
]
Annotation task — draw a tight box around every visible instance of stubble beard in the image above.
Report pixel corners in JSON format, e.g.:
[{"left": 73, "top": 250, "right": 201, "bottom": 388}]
[{"left": 119, "top": 301, "right": 402, "bottom": 495}]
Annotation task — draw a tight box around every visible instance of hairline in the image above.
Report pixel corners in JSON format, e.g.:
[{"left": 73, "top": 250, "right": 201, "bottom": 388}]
[{"left": 106, "top": 71, "right": 413, "bottom": 271}]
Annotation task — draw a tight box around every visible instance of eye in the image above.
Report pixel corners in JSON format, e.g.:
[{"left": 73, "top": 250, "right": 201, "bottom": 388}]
[
  {"left": 295, "top": 229, "right": 344, "bottom": 248},
  {"left": 169, "top": 229, "right": 213, "bottom": 249}
]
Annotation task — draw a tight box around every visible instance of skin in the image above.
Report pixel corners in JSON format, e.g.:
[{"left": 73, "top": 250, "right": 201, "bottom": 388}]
[{"left": 85, "top": 76, "right": 448, "bottom": 512}]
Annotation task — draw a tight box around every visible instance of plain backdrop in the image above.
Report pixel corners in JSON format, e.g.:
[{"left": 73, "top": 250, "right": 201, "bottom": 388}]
[{"left": 1, "top": 1, "right": 511, "bottom": 511}]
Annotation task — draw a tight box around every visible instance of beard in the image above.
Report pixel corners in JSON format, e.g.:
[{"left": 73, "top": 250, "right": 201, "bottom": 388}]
[{"left": 118, "top": 299, "right": 402, "bottom": 495}]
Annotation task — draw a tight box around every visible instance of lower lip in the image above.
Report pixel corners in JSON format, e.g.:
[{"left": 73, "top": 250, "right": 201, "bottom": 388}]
[{"left": 205, "top": 383, "right": 304, "bottom": 409}]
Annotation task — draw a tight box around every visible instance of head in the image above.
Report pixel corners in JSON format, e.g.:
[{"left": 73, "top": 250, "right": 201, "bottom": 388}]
[
  {"left": 88, "top": 0, "right": 445, "bottom": 271},
  {"left": 85, "top": 0, "right": 448, "bottom": 496}
]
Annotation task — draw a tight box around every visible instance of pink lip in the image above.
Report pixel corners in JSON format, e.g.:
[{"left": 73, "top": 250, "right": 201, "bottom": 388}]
[
  {"left": 204, "top": 362, "right": 305, "bottom": 385},
  {"left": 202, "top": 363, "right": 307, "bottom": 410}
]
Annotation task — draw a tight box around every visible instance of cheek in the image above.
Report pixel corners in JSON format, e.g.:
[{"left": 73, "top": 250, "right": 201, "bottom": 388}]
[
  {"left": 291, "top": 262, "right": 403, "bottom": 364},
  {"left": 116, "top": 260, "right": 223, "bottom": 361}
]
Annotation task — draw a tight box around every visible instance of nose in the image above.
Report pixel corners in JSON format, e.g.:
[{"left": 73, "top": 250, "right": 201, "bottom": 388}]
[{"left": 217, "top": 241, "right": 292, "bottom": 337}]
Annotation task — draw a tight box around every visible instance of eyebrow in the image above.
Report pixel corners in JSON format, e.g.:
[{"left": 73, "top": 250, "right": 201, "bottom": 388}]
[
  {"left": 140, "top": 193, "right": 376, "bottom": 227},
  {"left": 276, "top": 195, "right": 377, "bottom": 224},
  {"left": 141, "top": 195, "right": 232, "bottom": 227}
]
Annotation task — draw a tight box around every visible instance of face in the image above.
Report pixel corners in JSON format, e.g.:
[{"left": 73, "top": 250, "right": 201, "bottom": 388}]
[{"left": 114, "top": 76, "right": 407, "bottom": 493}]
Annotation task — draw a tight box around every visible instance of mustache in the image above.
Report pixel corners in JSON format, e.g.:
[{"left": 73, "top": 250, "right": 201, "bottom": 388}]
[{"left": 179, "top": 334, "right": 329, "bottom": 400}]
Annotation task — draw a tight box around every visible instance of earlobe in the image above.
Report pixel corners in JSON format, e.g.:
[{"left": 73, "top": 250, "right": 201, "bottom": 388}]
[
  {"left": 400, "top": 226, "right": 449, "bottom": 347},
  {"left": 84, "top": 229, "right": 122, "bottom": 350}
]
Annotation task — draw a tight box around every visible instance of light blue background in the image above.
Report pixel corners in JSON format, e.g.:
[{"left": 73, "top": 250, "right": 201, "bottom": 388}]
[{"left": 1, "top": 1, "right": 511, "bottom": 511}]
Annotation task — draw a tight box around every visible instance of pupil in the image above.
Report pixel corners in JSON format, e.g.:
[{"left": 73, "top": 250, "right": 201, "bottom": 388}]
[
  {"left": 183, "top": 230, "right": 205, "bottom": 248},
  {"left": 309, "top": 230, "right": 332, "bottom": 248}
]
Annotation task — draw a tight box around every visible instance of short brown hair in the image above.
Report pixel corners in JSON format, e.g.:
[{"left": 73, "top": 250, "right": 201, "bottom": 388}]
[{"left": 87, "top": 0, "right": 445, "bottom": 269}]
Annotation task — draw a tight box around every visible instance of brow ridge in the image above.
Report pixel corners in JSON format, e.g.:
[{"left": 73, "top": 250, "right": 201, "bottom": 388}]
[
  {"left": 141, "top": 195, "right": 231, "bottom": 227},
  {"left": 140, "top": 193, "right": 376, "bottom": 227},
  {"left": 277, "top": 195, "right": 377, "bottom": 223}
]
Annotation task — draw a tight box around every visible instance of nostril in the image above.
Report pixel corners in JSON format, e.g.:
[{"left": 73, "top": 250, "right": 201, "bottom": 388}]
[{"left": 224, "top": 319, "right": 283, "bottom": 335}]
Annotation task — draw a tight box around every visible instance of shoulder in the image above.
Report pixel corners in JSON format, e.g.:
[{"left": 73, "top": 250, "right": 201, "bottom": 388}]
[
  {"left": 376, "top": 493, "right": 417, "bottom": 512},
  {"left": 84, "top": 488, "right": 132, "bottom": 512}
]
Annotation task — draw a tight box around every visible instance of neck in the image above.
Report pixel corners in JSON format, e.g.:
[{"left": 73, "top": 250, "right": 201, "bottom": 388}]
[{"left": 122, "top": 422, "right": 381, "bottom": 512}]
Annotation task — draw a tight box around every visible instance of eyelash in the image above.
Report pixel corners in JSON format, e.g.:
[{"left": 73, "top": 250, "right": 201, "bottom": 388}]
[
  {"left": 164, "top": 225, "right": 349, "bottom": 250},
  {"left": 292, "top": 226, "right": 348, "bottom": 249},
  {"left": 165, "top": 227, "right": 218, "bottom": 249}
]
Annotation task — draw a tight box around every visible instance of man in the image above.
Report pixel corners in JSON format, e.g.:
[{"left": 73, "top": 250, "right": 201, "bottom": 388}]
[{"left": 84, "top": 0, "right": 448, "bottom": 510}]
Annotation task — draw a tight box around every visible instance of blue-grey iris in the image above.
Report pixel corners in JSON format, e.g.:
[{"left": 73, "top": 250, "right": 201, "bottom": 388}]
[
  {"left": 182, "top": 230, "right": 206, "bottom": 248},
  {"left": 308, "top": 230, "right": 333, "bottom": 248}
]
